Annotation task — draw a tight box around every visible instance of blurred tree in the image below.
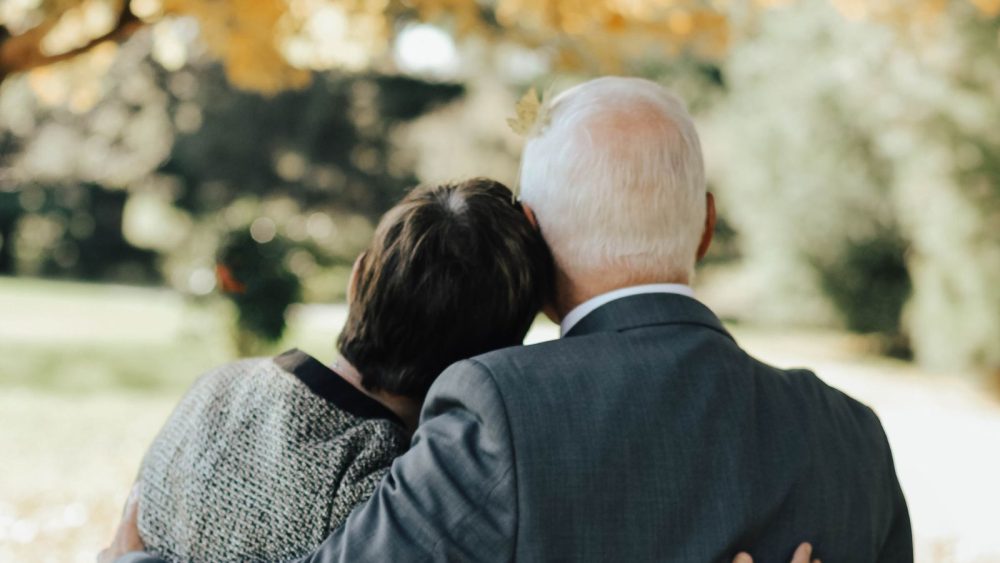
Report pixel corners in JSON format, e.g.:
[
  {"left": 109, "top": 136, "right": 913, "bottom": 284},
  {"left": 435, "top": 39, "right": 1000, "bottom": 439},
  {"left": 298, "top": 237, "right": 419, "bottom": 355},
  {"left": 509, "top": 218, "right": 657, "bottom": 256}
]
[
  {"left": 2, "top": 0, "right": 998, "bottom": 96},
  {"left": 164, "top": 67, "right": 463, "bottom": 222},
  {"left": 0, "top": 129, "right": 23, "bottom": 275},
  {"left": 0, "top": 191, "right": 18, "bottom": 274},
  {"left": 710, "top": 0, "right": 1000, "bottom": 374},
  {"left": 216, "top": 228, "right": 302, "bottom": 355},
  {"left": 0, "top": 0, "right": 717, "bottom": 95},
  {"left": 883, "top": 7, "right": 1000, "bottom": 375},
  {"left": 2, "top": 181, "right": 160, "bottom": 282},
  {"left": 40, "top": 183, "right": 160, "bottom": 282},
  {"left": 0, "top": 29, "right": 464, "bottom": 294},
  {"left": 812, "top": 229, "right": 912, "bottom": 355}
]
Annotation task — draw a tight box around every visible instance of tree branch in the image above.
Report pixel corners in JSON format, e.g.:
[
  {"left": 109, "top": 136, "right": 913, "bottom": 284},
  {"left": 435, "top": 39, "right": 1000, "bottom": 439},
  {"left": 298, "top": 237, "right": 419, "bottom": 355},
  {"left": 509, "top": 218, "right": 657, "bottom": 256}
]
[{"left": 0, "top": 3, "right": 144, "bottom": 85}]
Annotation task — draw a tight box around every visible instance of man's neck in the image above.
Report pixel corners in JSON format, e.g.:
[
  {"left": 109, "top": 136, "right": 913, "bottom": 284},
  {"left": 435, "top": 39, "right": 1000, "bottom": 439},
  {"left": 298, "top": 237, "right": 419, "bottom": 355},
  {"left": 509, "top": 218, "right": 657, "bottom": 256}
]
[{"left": 332, "top": 356, "right": 421, "bottom": 433}]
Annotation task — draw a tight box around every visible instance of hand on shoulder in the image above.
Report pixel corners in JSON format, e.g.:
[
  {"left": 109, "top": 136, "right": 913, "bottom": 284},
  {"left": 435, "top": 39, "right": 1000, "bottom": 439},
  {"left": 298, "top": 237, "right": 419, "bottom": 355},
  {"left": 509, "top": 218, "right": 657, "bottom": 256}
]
[
  {"left": 97, "top": 484, "right": 145, "bottom": 563},
  {"left": 733, "top": 542, "right": 820, "bottom": 563}
]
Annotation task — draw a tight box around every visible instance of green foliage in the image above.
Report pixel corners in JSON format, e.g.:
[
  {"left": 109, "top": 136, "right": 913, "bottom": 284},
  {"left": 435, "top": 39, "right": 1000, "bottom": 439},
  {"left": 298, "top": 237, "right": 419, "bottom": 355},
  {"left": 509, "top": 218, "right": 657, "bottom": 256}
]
[
  {"left": 812, "top": 230, "right": 912, "bottom": 354},
  {"left": 0, "top": 33, "right": 466, "bottom": 300},
  {"left": 216, "top": 229, "right": 302, "bottom": 355},
  {"left": 165, "top": 67, "right": 464, "bottom": 221},
  {"left": 1, "top": 183, "right": 160, "bottom": 282}
]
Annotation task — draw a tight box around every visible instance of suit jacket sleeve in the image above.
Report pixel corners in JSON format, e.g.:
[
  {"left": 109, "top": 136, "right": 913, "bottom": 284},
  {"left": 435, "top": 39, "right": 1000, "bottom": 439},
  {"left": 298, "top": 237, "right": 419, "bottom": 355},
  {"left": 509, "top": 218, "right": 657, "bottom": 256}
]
[
  {"left": 877, "top": 430, "right": 913, "bottom": 563},
  {"left": 290, "top": 358, "right": 517, "bottom": 562}
]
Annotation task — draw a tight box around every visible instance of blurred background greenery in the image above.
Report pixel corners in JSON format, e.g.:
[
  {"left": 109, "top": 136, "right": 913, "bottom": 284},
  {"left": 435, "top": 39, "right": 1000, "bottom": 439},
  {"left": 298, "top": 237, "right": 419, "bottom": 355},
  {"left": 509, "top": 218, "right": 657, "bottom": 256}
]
[{"left": 1, "top": 0, "right": 999, "bottom": 561}]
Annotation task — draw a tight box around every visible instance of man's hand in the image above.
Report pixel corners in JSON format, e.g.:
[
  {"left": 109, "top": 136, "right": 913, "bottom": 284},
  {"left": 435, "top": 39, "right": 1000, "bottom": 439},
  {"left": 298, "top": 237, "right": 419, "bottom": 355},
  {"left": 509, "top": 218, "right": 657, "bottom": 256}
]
[
  {"left": 733, "top": 542, "right": 821, "bottom": 563},
  {"left": 97, "top": 485, "right": 145, "bottom": 563}
]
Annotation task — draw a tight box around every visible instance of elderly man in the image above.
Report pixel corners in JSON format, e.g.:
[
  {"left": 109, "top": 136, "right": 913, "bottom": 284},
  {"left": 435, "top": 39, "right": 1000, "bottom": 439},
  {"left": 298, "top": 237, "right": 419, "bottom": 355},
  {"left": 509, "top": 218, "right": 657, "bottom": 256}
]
[{"left": 106, "top": 77, "right": 910, "bottom": 562}]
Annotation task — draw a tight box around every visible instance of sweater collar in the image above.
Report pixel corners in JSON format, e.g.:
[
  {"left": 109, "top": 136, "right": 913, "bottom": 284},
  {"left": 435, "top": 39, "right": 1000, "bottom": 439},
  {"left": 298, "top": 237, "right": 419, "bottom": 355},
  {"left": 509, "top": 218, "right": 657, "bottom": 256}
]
[{"left": 274, "top": 349, "right": 404, "bottom": 427}]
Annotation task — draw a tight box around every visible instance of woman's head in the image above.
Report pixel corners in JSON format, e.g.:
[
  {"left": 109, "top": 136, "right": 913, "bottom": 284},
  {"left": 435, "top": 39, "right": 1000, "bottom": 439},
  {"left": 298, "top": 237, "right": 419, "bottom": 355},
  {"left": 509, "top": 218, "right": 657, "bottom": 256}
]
[{"left": 337, "top": 178, "right": 553, "bottom": 400}]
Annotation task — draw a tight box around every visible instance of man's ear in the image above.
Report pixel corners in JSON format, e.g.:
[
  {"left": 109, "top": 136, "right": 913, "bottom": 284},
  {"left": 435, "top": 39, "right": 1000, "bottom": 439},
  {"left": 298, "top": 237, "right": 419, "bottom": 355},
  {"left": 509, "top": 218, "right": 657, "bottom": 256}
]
[
  {"left": 522, "top": 203, "right": 539, "bottom": 230},
  {"left": 695, "top": 192, "right": 716, "bottom": 262},
  {"left": 520, "top": 202, "right": 559, "bottom": 321}
]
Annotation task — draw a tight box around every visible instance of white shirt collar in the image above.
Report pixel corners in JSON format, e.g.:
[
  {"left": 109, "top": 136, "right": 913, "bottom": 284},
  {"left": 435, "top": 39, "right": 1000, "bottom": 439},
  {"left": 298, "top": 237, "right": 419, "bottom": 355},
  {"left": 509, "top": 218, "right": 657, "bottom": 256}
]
[{"left": 559, "top": 283, "right": 696, "bottom": 337}]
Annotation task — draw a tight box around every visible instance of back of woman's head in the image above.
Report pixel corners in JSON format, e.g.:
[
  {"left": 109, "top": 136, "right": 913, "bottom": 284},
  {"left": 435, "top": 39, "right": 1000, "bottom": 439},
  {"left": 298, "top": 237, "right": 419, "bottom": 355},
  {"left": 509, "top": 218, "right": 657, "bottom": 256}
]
[{"left": 337, "top": 178, "right": 553, "bottom": 399}]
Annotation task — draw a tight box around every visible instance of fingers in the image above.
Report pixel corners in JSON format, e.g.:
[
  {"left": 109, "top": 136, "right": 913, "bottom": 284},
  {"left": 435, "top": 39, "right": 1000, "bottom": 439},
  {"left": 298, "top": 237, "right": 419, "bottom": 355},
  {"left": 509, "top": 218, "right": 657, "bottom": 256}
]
[
  {"left": 119, "top": 485, "right": 145, "bottom": 551},
  {"left": 791, "top": 543, "right": 814, "bottom": 563},
  {"left": 124, "top": 484, "right": 140, "bottom": 523},
  {"left": 99, "top": 483, "right": 147, "bottom": 560},
  {"left": 733, "top": 542, "right": 819, "bottom": 563},
  {"left": 124, "top": 482, "right": 140, "bottom": 518}
]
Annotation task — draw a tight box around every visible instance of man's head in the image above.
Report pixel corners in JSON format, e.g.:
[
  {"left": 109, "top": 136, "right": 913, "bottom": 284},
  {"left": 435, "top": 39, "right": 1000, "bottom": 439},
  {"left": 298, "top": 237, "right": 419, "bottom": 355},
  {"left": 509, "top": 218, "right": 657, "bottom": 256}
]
[
  {"left": 519, "top": 77, "right": 712, "bottom": 303},
  {"left": 337, "top": 178, "right": 553, "bottom": 400}
]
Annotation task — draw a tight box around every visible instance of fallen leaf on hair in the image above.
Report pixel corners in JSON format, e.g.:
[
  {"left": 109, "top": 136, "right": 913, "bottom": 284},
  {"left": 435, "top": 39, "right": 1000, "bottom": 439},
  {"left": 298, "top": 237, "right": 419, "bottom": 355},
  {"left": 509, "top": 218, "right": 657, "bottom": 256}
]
[{"left": 508, "top": 87, "right": 542, "bottom": 136}]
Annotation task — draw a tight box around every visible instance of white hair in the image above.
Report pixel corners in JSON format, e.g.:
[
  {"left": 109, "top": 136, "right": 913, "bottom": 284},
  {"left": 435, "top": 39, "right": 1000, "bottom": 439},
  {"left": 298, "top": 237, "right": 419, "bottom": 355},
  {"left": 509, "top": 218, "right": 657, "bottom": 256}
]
[{"left": 519, "top": 77, "right": 706, "bottom": 284}]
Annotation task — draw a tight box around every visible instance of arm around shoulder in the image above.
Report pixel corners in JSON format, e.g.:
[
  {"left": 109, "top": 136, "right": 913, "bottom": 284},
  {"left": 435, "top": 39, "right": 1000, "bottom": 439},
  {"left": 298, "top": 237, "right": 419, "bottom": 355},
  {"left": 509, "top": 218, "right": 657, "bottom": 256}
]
[{"left": 290, "top": 358, "right": 518, "bottom": 563}]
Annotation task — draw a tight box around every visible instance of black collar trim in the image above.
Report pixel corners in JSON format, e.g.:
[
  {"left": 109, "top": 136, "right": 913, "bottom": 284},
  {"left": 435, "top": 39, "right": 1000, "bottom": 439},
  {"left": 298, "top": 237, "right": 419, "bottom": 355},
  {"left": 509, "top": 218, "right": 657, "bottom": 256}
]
[{"left": 274, "top": 349, "right": 404, "bottom": 427}]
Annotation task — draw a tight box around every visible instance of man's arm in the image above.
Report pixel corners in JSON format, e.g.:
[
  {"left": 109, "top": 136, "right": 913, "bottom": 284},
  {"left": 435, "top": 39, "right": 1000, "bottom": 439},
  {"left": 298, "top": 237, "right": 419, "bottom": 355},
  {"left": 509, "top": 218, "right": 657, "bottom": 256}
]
[
  {"left": 108, "top": 359, "right": 517, "bottom": 563},
  {"left": 877, "top": 434, "right": 913, "bottom": 563},
  {"left": 290, "top": 358, "right": 516, "bottom": 562}
]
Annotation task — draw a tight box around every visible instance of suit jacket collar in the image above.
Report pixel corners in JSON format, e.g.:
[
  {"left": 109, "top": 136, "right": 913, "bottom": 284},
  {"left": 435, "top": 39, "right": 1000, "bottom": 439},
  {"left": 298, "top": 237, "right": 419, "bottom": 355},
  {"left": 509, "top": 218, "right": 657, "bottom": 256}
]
[{"left": 563, "top": 292, "right": 734, "bottom": 341}]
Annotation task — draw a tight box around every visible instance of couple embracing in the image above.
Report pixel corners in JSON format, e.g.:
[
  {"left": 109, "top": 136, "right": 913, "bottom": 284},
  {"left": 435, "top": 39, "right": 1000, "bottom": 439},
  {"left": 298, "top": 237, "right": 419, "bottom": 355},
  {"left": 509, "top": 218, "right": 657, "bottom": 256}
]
[{"left": 101, "top": 77, "right": 911, "bottom": 563}]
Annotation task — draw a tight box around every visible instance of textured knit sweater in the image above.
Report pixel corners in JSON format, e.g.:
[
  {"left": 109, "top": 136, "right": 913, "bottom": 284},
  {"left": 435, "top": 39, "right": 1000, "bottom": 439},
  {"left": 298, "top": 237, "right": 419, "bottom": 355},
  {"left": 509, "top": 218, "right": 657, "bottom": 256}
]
[{"left": 136, "top": 349, "right": 409, "bottom": 563}]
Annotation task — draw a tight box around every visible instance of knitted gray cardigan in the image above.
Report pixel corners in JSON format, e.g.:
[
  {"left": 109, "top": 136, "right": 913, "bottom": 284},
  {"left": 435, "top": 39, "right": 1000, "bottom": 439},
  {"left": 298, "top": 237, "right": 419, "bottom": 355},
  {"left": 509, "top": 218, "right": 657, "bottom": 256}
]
[{"left": 136, "top": 349, "right": 408, "bottom": 562}]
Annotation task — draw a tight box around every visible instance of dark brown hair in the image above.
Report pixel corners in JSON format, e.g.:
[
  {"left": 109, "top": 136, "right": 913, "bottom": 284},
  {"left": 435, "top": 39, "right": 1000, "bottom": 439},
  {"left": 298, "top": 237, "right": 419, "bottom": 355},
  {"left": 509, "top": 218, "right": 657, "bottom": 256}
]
[{"left": 337, "top": 178, "right": 553, "bottom": 399}]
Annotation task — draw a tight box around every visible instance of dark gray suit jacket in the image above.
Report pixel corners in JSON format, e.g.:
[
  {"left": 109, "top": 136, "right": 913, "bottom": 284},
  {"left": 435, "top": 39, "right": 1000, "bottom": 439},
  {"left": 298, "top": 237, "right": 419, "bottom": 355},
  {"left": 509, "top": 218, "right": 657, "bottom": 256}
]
[{"left": 122, "top": 293, "right": 911, "bottom": 562}]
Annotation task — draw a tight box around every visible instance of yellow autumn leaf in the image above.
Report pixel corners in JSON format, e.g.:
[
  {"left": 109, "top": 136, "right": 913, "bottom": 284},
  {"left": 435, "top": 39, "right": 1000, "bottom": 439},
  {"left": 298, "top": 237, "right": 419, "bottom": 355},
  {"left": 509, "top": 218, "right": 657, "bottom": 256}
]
[{"left": 507, "top": 87, "right": 542, "bottom": 136}]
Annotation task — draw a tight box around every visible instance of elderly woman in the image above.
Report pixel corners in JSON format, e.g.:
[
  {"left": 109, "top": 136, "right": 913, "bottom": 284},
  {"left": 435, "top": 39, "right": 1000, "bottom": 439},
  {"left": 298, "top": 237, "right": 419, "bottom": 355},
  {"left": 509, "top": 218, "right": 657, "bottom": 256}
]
[{"left": 132, "top": 178, "right": 553, "bottom": 562}]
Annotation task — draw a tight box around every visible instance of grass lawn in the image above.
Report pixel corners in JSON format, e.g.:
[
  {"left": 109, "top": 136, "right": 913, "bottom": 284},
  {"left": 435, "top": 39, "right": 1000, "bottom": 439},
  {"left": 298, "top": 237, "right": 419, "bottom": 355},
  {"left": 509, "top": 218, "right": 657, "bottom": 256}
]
[{"left": 0, "top": 276, "right": 341, "bottom": 393}]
